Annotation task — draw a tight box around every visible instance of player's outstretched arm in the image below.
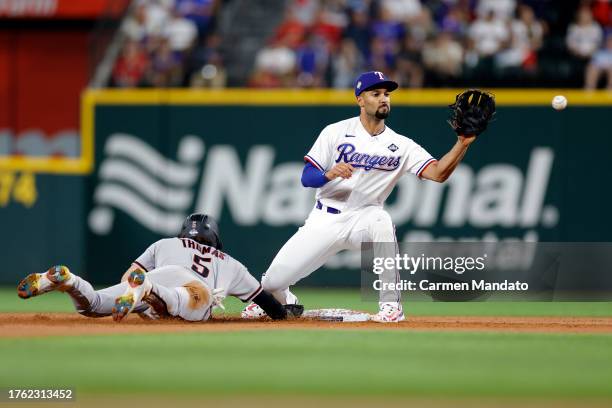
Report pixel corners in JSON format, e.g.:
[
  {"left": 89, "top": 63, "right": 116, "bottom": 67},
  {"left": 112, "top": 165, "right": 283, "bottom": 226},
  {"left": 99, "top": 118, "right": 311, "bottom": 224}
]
[
  {"left": 420, "top": 135, "right": 475, "bottom": 183},
  {"left": 424, "top": 88, "right": 495, "bottom": 183}
]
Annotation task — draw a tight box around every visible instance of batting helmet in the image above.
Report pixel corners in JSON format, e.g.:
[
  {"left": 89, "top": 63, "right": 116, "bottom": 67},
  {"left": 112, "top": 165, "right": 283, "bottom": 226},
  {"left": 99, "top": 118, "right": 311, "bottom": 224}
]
[{"left": 178, "top": 213, "right": 223, "bottom": 250}]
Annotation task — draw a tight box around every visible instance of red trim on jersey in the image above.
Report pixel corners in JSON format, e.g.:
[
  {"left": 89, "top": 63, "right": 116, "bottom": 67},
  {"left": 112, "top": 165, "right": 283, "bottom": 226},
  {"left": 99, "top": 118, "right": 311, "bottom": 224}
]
[
  {"left": 244, "top": 284, "right": 263, "bottom": 302},
  {"left": 417, "top": 159, "right": 437, "bottom": 179},
  {"left": 304, "top": 155, "right": 323, "bottom": 171},
  {"left": 132, "top": 261, "right": 148, "bottom": 272}
]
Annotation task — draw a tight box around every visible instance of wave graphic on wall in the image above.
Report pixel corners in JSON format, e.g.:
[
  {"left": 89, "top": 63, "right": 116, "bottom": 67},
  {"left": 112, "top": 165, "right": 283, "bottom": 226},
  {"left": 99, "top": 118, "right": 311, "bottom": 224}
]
[{"left": 89, "top": 133, "right": 204, "bottom": 235}]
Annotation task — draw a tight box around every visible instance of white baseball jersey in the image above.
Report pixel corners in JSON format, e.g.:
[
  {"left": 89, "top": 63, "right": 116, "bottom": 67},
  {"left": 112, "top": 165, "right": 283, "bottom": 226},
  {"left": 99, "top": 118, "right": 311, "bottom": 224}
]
[
  {"left": 134, "top": 237, "right": 262, "bottom": 302},
  {"left": 304, "top": 116, "right": 436, "bottom": 211}
]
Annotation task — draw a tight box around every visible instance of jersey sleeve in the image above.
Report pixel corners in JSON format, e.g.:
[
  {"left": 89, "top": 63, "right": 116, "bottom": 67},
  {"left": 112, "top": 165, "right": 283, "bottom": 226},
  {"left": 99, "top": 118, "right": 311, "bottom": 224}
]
[
  {"left": 405, "top": 140, "right": 437, "bottom": 178},
  {"left": 304, "top": 125, "right": 336, "bottom": 171},
  {"left": 133, "top": 242, "right": 157, "bottom": 271},
  {"left": 224, "top": 260, "right": 262, "bottom": 302}
]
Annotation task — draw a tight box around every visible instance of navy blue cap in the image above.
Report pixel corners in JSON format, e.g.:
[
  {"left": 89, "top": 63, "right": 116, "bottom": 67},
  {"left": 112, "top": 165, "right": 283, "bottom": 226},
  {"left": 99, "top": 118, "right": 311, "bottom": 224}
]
[{"left": 354, "top": 71, "right": 398, "bottom": 96}]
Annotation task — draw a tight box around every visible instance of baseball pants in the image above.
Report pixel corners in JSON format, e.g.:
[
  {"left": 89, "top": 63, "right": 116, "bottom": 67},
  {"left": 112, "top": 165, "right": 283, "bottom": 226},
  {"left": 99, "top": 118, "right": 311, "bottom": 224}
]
[
  {"left": 262, "top": 205, "right": 401, "bottom": 304},
  {"left": 64, "top": 265, "right": 212, "bottom": 321}
]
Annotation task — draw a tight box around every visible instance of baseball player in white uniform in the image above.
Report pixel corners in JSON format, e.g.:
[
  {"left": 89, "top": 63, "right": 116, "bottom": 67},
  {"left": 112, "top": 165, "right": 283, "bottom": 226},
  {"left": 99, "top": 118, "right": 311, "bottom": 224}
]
[
  {"left": 242, "top": 71, "right": 482, "bottom": 322},
  {"left": 18, "top": 214, "right": 292, "bottom": 322}
]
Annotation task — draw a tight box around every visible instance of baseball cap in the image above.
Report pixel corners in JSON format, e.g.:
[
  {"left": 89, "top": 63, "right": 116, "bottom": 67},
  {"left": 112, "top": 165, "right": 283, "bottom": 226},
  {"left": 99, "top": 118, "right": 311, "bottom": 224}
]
[{"left": 354, "top": 71, "right": 398, "bottom": 96}]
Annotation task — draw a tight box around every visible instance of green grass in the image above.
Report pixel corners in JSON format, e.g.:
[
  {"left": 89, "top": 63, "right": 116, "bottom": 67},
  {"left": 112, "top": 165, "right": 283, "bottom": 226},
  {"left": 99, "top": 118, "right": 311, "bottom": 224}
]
[
  {"left": 0, "top": 331, "right": 611, "bottom": 398},
  {"left": 2, "top": 287, "right": 612, "bottom": 317},
  {"left": 1, "top": 287, "right": 612, "bottom": 400}
]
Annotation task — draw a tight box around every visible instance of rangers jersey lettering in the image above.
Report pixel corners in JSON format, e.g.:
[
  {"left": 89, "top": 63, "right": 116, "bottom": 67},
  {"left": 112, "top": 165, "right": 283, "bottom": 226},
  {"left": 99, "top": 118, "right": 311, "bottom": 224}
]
[
  {"left": 335, "top": 143, "right": 401, "bottom": 171},
  {"left": 304, "top": 116, "right": 436, "bottom": 210}
]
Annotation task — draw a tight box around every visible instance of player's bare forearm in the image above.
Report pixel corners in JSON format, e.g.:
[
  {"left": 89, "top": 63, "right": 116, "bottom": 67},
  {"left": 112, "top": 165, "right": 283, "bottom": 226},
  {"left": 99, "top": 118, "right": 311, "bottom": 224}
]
[
  {"left": 421, "top": 136, "right": 475, "bottom": 182},
  {"left": 325, "top": 163, "right": 355, "bottom": 181}
]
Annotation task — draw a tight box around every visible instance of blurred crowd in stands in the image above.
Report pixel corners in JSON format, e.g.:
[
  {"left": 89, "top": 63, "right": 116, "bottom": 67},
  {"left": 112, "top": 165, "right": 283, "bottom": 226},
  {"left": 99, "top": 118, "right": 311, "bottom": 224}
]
[
  {"left": 112, "top": 0, "right": 226, "bottom": 88},
  {"left": 111, "top": 0, "right": 612, "bottom": 90},
  {"left": 250, "top": 0, "right": 612, "bottom": 89}
]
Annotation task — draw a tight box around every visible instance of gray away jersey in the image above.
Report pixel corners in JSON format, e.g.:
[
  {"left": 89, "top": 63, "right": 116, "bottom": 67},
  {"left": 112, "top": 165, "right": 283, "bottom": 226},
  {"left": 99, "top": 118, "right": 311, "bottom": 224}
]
[{"left": 133, "top": 237, "right": 262, "bottom": 302}]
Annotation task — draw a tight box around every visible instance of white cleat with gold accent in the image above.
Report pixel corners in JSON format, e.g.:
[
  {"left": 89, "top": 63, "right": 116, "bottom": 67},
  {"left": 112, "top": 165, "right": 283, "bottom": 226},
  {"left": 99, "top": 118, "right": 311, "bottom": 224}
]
[
  {"left": 17, "top": 265, "right": 74, "bottom": 299},
  {"left": 371, "top": 302, "right": 405, "bottom": 323}
]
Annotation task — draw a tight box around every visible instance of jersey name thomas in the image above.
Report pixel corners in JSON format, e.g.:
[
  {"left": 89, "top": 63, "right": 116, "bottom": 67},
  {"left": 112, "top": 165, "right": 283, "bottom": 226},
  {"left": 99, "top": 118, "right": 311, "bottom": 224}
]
[
  {"left": 133, "top": 237, "right": 262, "bottom": 302},
  {"left": 179, "top": 238, "right": 225, "bottom": 260}
]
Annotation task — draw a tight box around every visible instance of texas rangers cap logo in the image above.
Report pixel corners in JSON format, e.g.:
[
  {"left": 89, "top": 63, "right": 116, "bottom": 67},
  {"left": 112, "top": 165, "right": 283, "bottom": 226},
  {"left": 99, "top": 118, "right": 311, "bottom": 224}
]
[
  {"left": 388, "top": 144, "right": 399, "bottom": 152},
  {"left": 354, "top": 71, "right": 399, "bottom": 96}
]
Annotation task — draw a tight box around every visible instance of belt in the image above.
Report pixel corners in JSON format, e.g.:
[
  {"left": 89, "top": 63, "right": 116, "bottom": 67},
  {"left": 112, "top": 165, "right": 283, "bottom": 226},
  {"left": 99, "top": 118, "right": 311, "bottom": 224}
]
[{"left": 316, "top": 200, "right": 341, "bottom": 214}]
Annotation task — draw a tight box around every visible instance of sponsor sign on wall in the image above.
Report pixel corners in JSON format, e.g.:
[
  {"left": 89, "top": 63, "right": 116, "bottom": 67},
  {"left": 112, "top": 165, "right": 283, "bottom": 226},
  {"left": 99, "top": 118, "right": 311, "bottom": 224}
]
[{"left": 79, "top": 90, "right": 612, "bottom": 284}]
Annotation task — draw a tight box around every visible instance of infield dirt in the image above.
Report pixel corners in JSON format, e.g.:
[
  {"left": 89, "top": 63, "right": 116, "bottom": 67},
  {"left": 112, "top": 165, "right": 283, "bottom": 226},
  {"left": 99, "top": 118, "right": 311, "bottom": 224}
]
[{"left": 2, "top": 313, "right": 612, "bottom": 337}]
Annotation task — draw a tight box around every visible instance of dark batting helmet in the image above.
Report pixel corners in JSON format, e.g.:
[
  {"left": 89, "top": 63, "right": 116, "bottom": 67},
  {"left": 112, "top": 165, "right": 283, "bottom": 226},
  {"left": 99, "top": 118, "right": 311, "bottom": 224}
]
[{"left": 178, "top": 213, "right": 223, "bottom": 250}]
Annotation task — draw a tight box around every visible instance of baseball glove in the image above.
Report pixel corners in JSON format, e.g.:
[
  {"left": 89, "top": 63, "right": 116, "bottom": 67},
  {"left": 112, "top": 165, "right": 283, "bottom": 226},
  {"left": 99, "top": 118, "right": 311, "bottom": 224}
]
[{"left": 447, "top": 89, "right": 496, "bottom": 136}]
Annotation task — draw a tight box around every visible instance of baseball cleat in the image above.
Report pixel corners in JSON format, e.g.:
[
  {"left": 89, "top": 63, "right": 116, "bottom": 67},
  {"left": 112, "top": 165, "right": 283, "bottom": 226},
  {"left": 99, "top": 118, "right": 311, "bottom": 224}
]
[
  {"left": 17, "top": 265, "right": 73, "bottom": 299},
  {"left": 371, "top": 302, "right": 405, "bottom": 323},
  {"left": 241, "top": 302, "right": 266, "bottom": 319},
  {"left": 112, "top": 269, "right": 151, "bottom": 322}
]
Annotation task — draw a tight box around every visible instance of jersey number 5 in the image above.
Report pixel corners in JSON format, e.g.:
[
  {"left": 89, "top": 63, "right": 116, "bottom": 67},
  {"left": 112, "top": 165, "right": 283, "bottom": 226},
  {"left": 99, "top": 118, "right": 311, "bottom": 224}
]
[{"left": 191, "top": 255, "right": 211, "bottom": 277}]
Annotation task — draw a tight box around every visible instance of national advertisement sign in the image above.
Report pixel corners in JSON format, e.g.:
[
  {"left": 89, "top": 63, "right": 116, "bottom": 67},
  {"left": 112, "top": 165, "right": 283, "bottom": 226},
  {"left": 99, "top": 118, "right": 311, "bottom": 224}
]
[{"left": 82, "top": 89, "right": 612, "bottom": 284}]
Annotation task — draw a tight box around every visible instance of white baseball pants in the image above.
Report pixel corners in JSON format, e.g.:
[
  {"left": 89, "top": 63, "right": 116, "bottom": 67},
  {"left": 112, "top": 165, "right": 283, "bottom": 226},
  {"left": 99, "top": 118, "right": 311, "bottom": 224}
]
[
  {"left": 65, "top": 265, "right": 212, "bottom": 321},
  {"left": 262, "top": 205, "right": 400, "bottom": 304}
]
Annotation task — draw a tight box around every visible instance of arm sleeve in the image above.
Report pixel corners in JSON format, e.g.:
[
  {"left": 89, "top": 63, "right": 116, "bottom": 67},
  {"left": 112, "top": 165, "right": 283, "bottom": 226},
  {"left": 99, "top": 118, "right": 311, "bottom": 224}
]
[
  {"left": 301, "top": 162, "right": 329, "bottom": 188},
  {"left": 133, "top": 242, "right": 157, "bottom": 271},
  {"left": 304, "top": 125, "right": 335, "bottom": 171},
  {"left": 252, "top": 290, "right": 287, "bottom": 320},
  {"left": 405, "top": 141, "right": 437, "bottom": 179}
]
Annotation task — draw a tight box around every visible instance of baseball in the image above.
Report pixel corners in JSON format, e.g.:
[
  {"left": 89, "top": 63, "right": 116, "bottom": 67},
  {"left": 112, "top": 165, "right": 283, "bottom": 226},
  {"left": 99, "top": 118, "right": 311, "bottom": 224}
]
[{"left": 552, "top": 95, "right": 567, "bottom": 110}]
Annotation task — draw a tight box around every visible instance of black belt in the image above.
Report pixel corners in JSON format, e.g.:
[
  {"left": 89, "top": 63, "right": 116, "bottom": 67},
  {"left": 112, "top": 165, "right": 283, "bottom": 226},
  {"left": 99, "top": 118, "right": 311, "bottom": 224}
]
[{"left": 316, "top": 200, "right": 341, "bottom": 214}]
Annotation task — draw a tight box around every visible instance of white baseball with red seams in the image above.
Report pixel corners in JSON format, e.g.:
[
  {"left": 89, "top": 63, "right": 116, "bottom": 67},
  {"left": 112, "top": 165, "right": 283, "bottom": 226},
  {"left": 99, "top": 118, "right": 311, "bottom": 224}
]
[
  {"left": 259, "top": 116, "right": 437, "bottom": 321},
  {"left": 552, "top": 95, "right": 567, "bottom": 111}
]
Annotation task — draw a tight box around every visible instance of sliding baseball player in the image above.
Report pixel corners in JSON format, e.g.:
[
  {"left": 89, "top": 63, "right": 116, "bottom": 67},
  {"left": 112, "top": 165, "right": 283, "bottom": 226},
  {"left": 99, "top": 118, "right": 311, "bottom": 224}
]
[{"left": 18, "top": 214, "right": 297, "bottom": 322}]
